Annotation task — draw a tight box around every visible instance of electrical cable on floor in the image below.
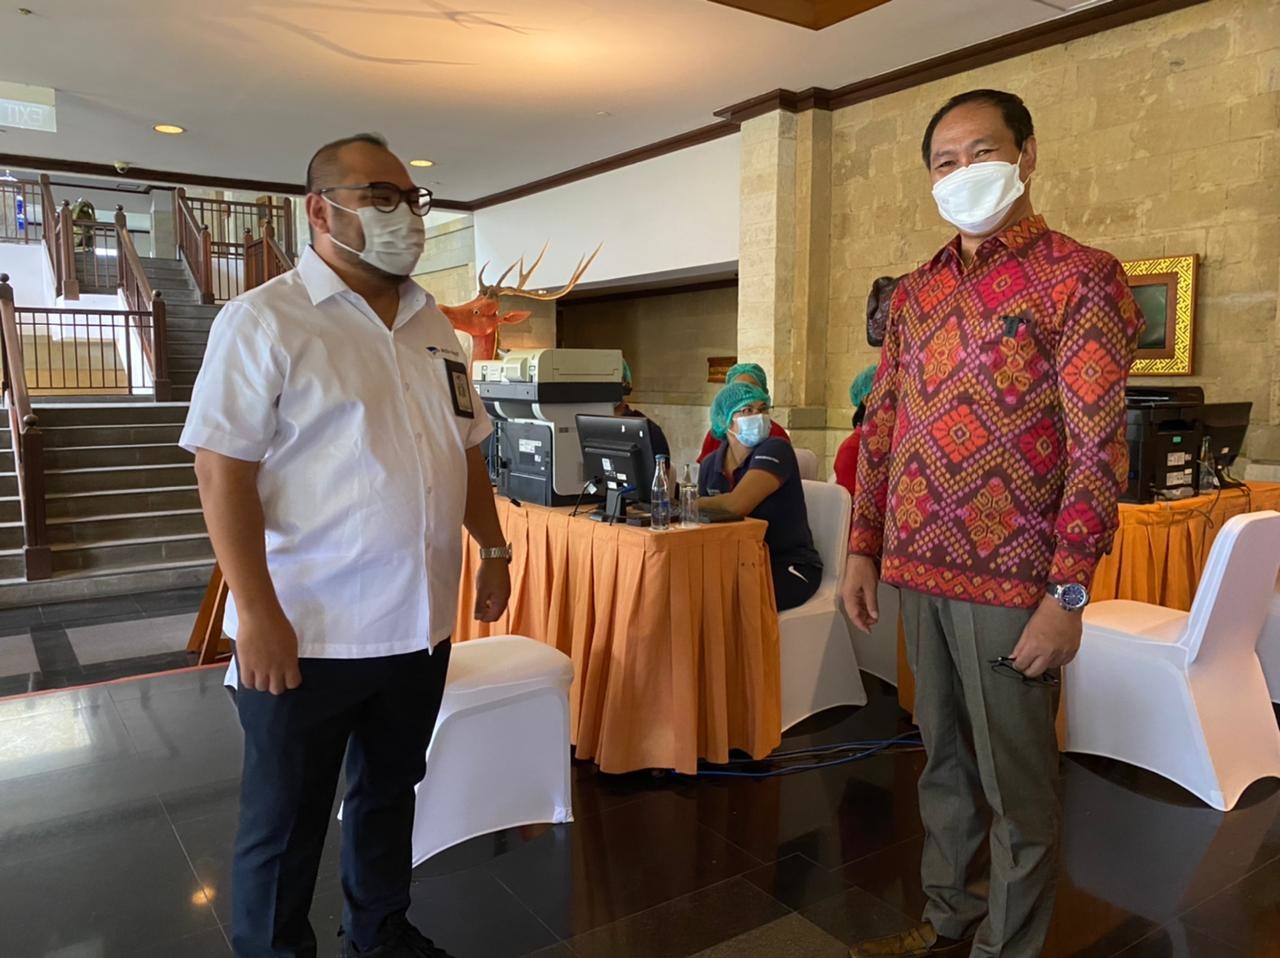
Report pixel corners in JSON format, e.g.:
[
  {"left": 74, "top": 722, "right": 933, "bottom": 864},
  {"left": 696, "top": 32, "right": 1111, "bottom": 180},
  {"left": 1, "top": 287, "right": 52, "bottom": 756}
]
[{"left": 695, "top": 730, "right": 923, "bottom": 780}]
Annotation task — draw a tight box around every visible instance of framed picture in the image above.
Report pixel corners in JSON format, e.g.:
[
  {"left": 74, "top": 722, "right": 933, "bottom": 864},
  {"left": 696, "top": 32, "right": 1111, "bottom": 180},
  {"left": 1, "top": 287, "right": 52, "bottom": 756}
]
[
  {"left": 1123, "top": 254, "right": 1198, "bottom": 376},
  {"left": 707, "top": 355, "right": 737, "bottom": 383}
]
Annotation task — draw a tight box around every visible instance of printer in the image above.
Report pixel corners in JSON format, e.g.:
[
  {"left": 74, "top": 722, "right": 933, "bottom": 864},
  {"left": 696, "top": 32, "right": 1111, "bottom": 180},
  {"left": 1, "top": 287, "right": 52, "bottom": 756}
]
[
  {"left": 1122, "top": 385, "right": 1205, "bottom": 503},
  {"left": 473, "top": 348, "right": 623, "bottom": 505}
]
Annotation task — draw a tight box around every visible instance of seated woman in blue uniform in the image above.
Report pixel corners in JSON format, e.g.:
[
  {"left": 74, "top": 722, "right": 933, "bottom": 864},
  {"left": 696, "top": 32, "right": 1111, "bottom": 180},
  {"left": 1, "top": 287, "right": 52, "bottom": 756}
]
[{"left": 697, "top": 381, "right": 822, "bottom": 611}]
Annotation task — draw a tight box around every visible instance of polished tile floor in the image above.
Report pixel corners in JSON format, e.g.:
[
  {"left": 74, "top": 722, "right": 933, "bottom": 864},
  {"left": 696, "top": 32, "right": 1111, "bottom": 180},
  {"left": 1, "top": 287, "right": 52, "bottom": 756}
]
[
  {"left": 1, "top": 652, "right": 1279, "bottom": 956},
  {"left": 0, "top": 588, "right": 206, "bottom": 698}
]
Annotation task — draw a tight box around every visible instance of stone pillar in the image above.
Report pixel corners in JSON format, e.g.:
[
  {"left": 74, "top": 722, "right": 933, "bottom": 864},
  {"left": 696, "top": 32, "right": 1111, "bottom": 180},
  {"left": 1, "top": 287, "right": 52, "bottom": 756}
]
[
  {"left": 736, "top": 108, "right": 833, "bottom": 459},
  {"left": 738, "top": 111, "right": 796, "bottom": 405},
  {"left": 150, "top": 189, "right": 177, "bottom": 259}
]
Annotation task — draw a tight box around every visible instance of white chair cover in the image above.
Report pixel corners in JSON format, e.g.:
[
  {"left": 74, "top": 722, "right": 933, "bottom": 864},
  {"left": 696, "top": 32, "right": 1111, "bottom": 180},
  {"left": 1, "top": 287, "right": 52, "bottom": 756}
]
[
  {"left": 1257, "top": 575, "right": 1280, "bottom": 704},
  {"left": 339, "top": 634, "right": 575, "bottom": 865},
  {"left": 1065, "top": 510, "right": 1280, "bottom": 810},
  {"left": 794, "top": 447, "right": 820, "bottom": 481},
  {"left": 778, "top": 480, "right": 867, "bottom": 729}
]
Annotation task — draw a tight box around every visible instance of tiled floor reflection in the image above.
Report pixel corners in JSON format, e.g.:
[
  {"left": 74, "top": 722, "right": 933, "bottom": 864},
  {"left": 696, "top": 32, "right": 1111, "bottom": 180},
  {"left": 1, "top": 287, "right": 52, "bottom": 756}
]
[
  {"left": 0, "top": 588, "right": 207, "bottom": 698},
  {"left": 0, "top": 648, "right": 1277, "bottom": 956}
]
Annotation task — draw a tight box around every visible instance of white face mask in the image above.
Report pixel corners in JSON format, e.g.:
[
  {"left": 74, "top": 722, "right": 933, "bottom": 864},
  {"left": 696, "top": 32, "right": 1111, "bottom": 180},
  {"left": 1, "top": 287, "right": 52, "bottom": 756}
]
[
  {"left": 931, "top": 153, "right": 1027, "bottom": 236},
  {"left": 324, "top": 197, "right": 426, "bottom": 277},
  {"left": 733, "top": 413, "right": 770, "bottom": 448}
]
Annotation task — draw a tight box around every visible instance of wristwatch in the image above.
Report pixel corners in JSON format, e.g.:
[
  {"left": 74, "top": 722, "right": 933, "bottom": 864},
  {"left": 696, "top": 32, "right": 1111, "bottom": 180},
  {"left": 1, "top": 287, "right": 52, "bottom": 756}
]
[
  {"left": 479, "top": 544, "right": 513, "bottom": 563},
  {"left": 1047, "top": 582, "right": 1089, "bottom": 612}
]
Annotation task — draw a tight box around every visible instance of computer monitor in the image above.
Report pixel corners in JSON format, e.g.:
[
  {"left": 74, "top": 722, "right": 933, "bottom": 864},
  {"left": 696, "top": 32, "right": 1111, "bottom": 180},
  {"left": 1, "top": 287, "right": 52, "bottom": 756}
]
[
  {"left": 575, "top": 414, "right": 662, "bottom": 521},
  {"left": 1198, "top": 402, "right": 1252, "bottom": 483}
]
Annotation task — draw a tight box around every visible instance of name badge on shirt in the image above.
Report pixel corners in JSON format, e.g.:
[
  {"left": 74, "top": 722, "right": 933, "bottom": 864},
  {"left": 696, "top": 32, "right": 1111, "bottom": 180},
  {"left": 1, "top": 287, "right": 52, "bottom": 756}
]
[{"left": 443, "top": 358, "right": 475, "bottom": 419}]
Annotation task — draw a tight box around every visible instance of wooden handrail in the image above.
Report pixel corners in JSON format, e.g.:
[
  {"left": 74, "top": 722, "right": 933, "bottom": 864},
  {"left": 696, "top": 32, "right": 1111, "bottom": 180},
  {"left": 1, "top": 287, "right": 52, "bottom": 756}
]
[
  {"left": 243, "top": 220, "right": 294, "bottom": 293},
  {"left": 280, "top": 197, "right": 296, "bottom": 262},
  {"left": 37, "top": 174, "right": 60, "bottom": 295},
  {"left": 0, "top": 274, "right": 52, "bottom": 580},
  {"left": 184, "top": 194, "right": 295, "bottom": 258},
  {"left": 0, "top": 276, "right": 34, "bottom": 431},
  {"left": 114, "top": 206, "right": 172, "bottom": 401},
  {"left": 263, "top": 220, "right": 292, "bottom": 276},
  {"left": 57, "top": 199, "right": 80, "bottom": 301},
  {"left": 175, "top": 187, "right": 215, "bottom": 304}
]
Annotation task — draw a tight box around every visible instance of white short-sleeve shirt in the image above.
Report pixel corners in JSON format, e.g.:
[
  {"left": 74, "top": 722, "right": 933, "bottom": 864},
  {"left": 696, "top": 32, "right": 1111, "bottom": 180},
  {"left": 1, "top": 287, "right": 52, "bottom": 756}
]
[{"left": 180, "top": 247, "right": 491, "bottom": 662}]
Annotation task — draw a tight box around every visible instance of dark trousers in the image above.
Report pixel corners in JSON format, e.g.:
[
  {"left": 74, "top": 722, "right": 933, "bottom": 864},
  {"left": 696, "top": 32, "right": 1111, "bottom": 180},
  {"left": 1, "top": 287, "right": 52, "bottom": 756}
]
[
  {"left": 901, "top": 591, "right": 1060, "bottom": 958},
  {"left": 772, "top": 560, "right": 822, "bottom": 611},
  {"left": 230, "top": 643, "right": 452, "bottom": 958}
]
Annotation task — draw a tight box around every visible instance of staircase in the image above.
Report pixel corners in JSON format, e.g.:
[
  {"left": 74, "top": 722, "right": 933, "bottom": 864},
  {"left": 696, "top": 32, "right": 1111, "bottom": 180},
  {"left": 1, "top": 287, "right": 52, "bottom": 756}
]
[
  {"left": 0, "top": 402, "right": 213, "bottom": 606},
  {"left": 0, "top": 254, "right": 220, "bottom": 606},
  {"left": 140, "top": 255, "right": 219, "bottom": 402},
  {"left": 73, "top": 249, "right": 119, "bottom": 296},
  {"left": 0, "top": 421, "right": 25, "bottom": 582}
]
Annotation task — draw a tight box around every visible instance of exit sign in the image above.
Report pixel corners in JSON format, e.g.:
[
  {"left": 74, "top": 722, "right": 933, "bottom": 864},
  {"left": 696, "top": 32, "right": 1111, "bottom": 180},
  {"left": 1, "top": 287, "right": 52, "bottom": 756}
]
[{"left": 0, "top": 81, "right": 56, "bottom": 133}]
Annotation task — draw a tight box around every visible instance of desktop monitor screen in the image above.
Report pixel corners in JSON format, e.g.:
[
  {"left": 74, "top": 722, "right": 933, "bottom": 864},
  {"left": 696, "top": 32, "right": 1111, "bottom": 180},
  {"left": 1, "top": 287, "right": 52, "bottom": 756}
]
[
  {"left": 575, "top": 414, "right": 661, "bottom": 504},
  {"left": 1198, "top": 402, "right": 1252, "bottom": 469}
]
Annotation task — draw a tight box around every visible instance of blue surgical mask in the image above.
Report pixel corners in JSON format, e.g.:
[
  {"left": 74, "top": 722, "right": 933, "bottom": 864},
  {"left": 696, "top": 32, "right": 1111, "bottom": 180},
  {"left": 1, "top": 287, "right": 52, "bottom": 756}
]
[{"left": 733, "top": 413, "right": 770, "bottom": 448}]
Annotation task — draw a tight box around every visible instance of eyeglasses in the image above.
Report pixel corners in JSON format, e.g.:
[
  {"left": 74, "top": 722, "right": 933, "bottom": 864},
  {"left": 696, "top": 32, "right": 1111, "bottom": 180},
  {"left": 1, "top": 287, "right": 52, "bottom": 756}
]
[
  {"left": 316, "top": 181, "right": 434, "bottom": 217},
  {"left": 989, "top": 656, "right": 1060, "bottom": 687}
]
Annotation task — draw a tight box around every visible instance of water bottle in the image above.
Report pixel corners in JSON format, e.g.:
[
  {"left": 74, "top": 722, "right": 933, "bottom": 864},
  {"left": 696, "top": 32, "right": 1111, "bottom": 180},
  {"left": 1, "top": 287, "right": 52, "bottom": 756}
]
[
  {"left": 650, "top": 455, "right": 671, "bottom": 530},
  {"left": 680, "top": 464, "right": 699, "bottom": 527}
]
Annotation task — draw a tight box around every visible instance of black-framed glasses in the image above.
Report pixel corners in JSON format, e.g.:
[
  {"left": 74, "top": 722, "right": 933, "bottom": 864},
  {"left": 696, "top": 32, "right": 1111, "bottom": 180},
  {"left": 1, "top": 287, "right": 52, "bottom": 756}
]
[
  {"left": 316, "top": 181, "right": 433, "bottom": 217},
  {"left": 989, "top": 656, "right": 1060, "bottom": 687}
]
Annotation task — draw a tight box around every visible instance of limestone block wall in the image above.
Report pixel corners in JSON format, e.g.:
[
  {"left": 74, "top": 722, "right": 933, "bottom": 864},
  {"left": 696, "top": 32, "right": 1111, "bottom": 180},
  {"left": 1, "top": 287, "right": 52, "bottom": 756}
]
[
  {"left": 559, "top": 285, "right": 739, "bottom": 466},
  {"left": 559, "top": 286, "right": 738, "bottom": 404}
]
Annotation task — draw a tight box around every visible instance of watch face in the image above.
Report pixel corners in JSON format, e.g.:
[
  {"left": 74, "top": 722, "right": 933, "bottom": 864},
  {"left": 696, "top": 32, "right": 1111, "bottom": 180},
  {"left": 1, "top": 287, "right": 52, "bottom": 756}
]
[{"left": 1058, "top": 583, "right": 1089, "bottom": 610}]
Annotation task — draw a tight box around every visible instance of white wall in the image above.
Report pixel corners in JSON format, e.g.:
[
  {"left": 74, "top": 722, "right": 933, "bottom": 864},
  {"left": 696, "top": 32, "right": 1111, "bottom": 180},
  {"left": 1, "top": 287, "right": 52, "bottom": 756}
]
[
  {"left": 473, "top": 133, "right": 740, "bottom": 287},
  {"left": 0, "top": 243, "right": 56, "bottom": 306}
]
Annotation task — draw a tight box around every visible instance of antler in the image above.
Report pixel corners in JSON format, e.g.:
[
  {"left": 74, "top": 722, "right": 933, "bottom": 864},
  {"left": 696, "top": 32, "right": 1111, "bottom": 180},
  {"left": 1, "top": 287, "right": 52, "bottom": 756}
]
[{"left": 480, "top": 243, "right": 601, "bottom": 302}]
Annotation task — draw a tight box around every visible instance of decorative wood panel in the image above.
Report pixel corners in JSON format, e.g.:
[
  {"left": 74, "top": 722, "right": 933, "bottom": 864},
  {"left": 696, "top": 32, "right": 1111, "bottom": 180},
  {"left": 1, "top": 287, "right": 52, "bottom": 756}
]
[{"left": 705, "top": 0, "right": 893, "bottom": 30}]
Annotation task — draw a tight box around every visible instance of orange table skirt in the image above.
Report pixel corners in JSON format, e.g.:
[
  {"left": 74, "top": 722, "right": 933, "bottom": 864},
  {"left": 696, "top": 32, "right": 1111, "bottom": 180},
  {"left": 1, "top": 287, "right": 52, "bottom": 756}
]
[
  {"left": 455, "top": 499, "right": 782, "bottom": 775},
  {"left": 898, "top": 482, "right": 1280, "bottom": 710}
]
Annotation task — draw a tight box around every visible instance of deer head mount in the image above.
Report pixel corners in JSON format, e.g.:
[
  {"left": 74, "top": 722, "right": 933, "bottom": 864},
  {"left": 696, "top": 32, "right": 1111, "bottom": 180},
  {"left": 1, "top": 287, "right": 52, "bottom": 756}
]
[{"left": 440, "top": 243, "right": 600, "bottom": 362}]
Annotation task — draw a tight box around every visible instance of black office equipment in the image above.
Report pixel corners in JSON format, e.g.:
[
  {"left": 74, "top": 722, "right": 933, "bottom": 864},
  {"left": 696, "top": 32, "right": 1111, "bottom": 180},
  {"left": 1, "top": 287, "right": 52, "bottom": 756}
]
[
  {"left": 1198, "top": 402, "right": 1252, "bottom": 485},
  {"left": 576, "top": 414, "right": 662, "bottom": 523},
  {"left": 477, "top": 348, "right": 624, "bottom": 506},
  {"left": 1124, "top": 385, "right": 1206, "bottom": 406},
  {"left": 1122, "top": 386, "right": 1204, "bottom": 503}
]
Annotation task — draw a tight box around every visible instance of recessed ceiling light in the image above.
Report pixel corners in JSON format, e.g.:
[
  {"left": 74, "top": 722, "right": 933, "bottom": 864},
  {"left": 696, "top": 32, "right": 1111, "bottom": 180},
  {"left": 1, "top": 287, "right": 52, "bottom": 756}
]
[
  {"left": 409, "top": 159, "right": 434, "bottom": 168},
  {"left": 153, "top": 123, "right": 185, "bottom": 135}
]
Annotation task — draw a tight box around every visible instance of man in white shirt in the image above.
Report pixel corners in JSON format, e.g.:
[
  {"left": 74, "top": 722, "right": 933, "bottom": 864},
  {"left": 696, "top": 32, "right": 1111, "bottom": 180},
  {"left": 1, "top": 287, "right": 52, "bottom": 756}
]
[{"left": 181, "top": 133, "right": 511, "bottom": 958}]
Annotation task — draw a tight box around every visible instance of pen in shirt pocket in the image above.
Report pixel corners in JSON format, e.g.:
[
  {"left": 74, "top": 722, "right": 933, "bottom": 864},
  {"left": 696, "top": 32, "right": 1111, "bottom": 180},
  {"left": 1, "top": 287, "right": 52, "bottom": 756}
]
[{"left": 1002, "top": 314, "right": 1033, "bottom": 338}]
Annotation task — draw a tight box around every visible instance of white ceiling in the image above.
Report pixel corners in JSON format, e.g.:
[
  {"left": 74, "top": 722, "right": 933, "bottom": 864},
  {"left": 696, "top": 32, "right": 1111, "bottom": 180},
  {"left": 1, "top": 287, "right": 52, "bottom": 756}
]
[{"left": 0, "top": 0, "right": 1100, "bottom": 202}]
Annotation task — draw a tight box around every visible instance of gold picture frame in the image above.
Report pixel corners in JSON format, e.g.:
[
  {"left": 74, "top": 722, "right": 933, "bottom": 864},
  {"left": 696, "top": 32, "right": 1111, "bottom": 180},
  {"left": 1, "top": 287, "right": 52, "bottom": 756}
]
[{"left": 1123, "top": 254, "right": 1198, "bottom": 376}]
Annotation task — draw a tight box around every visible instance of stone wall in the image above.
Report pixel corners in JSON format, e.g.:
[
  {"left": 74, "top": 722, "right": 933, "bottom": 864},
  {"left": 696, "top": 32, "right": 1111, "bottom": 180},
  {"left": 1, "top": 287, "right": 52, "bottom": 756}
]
[
  {"left": 414, "top": 216, "right": 477, "bottom": 308},
  {"left": 559, "top": 285, "right": 739, "bottom": 467},
  {"left": 821, "top": 0, "right": 1280, "bottom": 472},
  {"left": 559, "top": 286, "right": 738, "bottom": 404}
]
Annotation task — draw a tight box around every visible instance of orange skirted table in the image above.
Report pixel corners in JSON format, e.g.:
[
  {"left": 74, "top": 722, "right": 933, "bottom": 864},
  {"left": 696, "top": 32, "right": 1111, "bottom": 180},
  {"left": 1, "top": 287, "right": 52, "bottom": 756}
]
[
  {"left": 455, "top": 499, "right": 782, "bottom": 775},
  {"left": 897, "top": 482, "right": 1280, "bottom": 710}
]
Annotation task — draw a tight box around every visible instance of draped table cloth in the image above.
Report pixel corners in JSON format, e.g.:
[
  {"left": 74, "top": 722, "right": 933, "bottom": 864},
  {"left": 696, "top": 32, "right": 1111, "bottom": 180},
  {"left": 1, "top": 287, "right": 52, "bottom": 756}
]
[{"left": 455, "top": 499, "right": 782, "bottom": 774}]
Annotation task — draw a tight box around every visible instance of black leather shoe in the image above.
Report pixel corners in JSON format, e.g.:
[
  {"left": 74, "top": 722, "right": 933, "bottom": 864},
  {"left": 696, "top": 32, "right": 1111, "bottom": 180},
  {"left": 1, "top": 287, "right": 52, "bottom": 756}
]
[
  {"left": 850, "top": 922, "right": 973, "bottom": 957},
  {"left": 339, "top": 915, "right": 456, "bottom": 958}
]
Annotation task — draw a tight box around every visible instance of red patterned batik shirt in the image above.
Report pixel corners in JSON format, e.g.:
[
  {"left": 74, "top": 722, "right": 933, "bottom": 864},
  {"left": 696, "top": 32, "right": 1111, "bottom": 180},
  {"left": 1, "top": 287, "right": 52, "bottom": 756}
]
[{"left": 849, "top": 214, "right": 1143, "bottom": 610}]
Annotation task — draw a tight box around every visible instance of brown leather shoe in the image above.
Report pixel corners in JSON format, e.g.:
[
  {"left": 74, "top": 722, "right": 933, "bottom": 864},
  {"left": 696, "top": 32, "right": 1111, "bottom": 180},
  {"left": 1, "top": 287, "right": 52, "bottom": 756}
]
[{"left": 849, "top": 922, "right": 972, "bottom": 957}]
